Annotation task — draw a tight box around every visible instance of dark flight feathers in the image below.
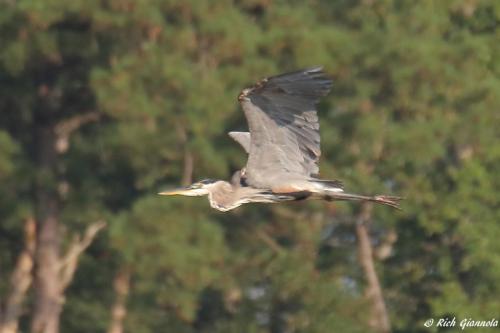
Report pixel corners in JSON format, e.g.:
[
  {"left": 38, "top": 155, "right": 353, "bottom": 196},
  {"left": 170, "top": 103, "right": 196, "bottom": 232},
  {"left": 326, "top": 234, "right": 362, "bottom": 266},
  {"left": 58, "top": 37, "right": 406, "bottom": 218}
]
[{"left": 237, "top": 67, "right": 332, "bottom": 187}]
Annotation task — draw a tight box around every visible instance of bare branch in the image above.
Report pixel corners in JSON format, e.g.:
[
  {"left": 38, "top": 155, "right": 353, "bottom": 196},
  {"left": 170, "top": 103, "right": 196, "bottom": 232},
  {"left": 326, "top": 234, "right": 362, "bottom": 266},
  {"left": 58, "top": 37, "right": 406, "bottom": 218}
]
[
  {"left": 375, "top": 229, "right": 397, "bottom": 261},
  {"left": 177, "top": 125, "right": 193, "bottom": 186},
  {"left": 181, "top": 149, "right": 193, "bottom": 186},
  {"left": 59, "top": 221, "right": 106, "bottom": 290},
  {"left": 355, "top": 203, "right": 391, "bottom": 333},
  {"left": 107, "top": 267, "right": 131, "bottom": 333},
  {"left": 54, "top": 112, "right": 101, "bottom": 153},
  {"left": 255, "top": 229, "right": 285, "bottom": 255},
  {"left": 0, "top": 218, "right": 36, "bottom": 333}
]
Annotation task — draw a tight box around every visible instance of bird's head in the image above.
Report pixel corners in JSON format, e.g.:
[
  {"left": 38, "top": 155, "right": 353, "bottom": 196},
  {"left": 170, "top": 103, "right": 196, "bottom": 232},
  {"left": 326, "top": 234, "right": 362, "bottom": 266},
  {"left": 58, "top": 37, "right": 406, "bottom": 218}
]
[{"left": 158, "top": 179, "right": 218, "bottom": 197}]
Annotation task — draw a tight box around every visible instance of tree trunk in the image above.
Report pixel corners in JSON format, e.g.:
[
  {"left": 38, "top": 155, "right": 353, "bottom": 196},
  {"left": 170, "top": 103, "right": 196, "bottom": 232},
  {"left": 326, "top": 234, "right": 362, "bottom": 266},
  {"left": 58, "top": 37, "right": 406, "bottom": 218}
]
[
  {"left": 30, "top": 112, "right": 104, "bottom": 333},
  {"left": 107, "top": 268, "right": 131, "bottom": 333},
  {"left": 355, "top": 203, "right": 391, "bottom": 333},
  {"left": 178, "top": 125, "right": 193, "bottom": 187},
  {"left": 31, "top": 125, "right": 63, "bottom": 333},
  {"left": 0, "top": 218, "right": 36, "bottom": 333}
]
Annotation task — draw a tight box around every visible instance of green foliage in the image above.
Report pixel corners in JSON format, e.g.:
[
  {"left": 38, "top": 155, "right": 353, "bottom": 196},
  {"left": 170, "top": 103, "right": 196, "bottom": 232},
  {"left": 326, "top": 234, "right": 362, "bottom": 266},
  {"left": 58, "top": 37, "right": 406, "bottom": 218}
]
[{"left": 1, "top": 0, "right": 499, "bottom": 332}]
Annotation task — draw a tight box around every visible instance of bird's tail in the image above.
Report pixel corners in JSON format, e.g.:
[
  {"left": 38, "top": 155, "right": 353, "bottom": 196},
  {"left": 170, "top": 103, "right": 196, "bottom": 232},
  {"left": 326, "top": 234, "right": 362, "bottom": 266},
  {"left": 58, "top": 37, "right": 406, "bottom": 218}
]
[{"left": 323, "top": 191, "right": 403, "bottom": 209}]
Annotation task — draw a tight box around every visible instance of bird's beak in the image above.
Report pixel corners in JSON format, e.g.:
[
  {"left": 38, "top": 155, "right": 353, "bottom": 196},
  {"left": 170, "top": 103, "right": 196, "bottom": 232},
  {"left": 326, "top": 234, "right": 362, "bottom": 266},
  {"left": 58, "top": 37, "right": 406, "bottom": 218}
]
[
  {"left": 158, "top": 186, "right": 209, "bottom": 197},
  {"left": 158, "top": 187, "right": 191, "bottom": 196}
]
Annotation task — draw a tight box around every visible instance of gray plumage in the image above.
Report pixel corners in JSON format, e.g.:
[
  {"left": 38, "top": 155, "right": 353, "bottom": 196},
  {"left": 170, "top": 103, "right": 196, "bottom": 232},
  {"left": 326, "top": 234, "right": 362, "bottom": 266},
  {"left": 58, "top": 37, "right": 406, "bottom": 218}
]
[
  {"left": 160, "top": 67, "right": 402, "bottom": 211},
  {"left": 238, "top": 67, "right": 329, "bottom": 189},
  {"left": 228, "top": 131, "right": 251, "bottom": 153}
]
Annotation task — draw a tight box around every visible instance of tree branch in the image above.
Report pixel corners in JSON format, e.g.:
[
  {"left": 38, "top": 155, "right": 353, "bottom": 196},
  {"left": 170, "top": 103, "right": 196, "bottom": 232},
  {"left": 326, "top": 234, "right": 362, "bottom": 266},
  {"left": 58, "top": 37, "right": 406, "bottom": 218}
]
[
  {"left": 255, "top": 229, "right": 285, "bottom": 255},
  {"left": 355, "top": 203, "right": 391, "bottom": 333},
  {"left": 181, "top": 149, "right": 193, "bottom": 186},
  {"left": 54, "top": 112, "right": 101, "bottom": 154},
  {"left": 58, "top": 221, "right": 106, "bottom": 291},
  {"left": 107, "top": 267, "right": 131, "bottom": 333},
  {"left": 177, "top": 125, "right": 193, "bottom": 186},
  {"left": 0, "top": 218, "right": 36, "bottom": 333}
]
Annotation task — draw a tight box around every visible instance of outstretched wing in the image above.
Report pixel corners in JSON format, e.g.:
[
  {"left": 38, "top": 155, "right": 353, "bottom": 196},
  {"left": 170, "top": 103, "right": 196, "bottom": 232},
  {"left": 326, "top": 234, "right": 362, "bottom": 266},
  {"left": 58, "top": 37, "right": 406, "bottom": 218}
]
[
  {"left": 228, "top": 131, "right": 250, "bottom": 154},
  {"left": 238, "top": 67, "right": 332, "bottom": 188}
]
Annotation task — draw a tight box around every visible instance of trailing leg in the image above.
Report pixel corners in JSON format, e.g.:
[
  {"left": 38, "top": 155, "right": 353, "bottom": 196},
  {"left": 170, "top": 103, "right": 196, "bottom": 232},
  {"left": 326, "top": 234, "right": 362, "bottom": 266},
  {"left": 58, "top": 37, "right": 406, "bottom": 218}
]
[{"left": 324, "top": 191, "right": 402, "bottom": 209}]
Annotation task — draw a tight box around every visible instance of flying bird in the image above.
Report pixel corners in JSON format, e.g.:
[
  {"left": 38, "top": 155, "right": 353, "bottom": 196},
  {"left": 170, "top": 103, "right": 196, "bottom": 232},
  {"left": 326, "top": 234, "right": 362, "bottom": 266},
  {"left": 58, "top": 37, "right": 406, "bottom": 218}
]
[{"left": 160, "top": 67, "right": 401, "bottom": 211}]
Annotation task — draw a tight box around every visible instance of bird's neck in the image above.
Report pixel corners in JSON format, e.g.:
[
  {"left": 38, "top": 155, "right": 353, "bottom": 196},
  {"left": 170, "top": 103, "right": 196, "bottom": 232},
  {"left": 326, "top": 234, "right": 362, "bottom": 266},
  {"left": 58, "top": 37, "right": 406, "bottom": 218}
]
[{"left": 207, "top": 181, "right": 240, "bottom": 211}]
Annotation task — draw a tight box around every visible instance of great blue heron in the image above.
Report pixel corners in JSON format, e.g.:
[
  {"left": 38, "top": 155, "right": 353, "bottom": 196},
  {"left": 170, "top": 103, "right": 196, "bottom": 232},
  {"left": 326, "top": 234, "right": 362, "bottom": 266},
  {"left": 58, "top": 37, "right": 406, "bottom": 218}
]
[{"left": 160, "top": 67, "right": 402, "bottom": 211}]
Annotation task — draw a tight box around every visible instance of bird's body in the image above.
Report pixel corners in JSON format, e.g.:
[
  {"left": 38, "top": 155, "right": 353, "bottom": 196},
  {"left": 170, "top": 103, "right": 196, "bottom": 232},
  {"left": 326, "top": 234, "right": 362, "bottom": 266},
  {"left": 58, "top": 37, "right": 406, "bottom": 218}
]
[{"left": 160, "top": 67, "right": 402, "bottom": 211}]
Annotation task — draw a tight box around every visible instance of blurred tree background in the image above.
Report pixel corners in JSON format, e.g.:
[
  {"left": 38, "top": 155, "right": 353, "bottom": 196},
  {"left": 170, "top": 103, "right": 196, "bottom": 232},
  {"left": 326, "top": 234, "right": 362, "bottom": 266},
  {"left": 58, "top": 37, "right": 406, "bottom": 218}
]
[{"left": 1, "top": 0, "right": 499, "bottom": 332}]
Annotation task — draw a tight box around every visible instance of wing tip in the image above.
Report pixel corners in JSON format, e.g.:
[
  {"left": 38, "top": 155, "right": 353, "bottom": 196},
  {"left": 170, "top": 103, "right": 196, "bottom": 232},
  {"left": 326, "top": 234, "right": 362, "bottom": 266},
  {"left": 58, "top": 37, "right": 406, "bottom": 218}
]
[
  {"left": 238, "top": 88, "right": 251, "bottom": 101},
  {"left": 238, "top": 66, "right": 332, "bottom": 101},
  {"left": 273, "top": 66, "right": 327, "bottom": 80},
  {"left": 279, "top": 66, "right": 332, "bottom": 94}
]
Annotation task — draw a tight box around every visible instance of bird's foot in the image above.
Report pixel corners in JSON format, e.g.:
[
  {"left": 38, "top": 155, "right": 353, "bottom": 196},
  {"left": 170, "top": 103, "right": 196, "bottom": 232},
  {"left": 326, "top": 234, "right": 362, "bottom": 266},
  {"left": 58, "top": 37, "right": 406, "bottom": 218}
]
[{"left": 373, "top": 195, "right": 403, "bottom": 209}]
